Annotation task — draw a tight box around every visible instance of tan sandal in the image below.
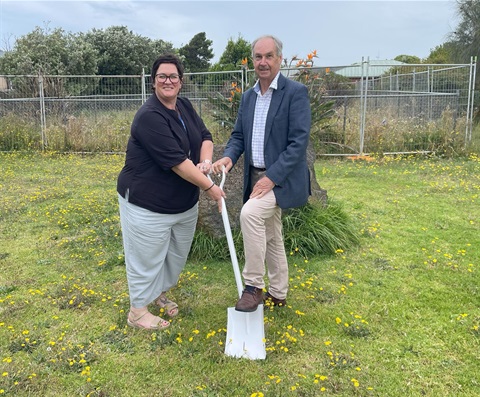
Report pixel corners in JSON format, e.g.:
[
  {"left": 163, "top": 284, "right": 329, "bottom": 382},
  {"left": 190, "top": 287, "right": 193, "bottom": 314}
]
[
  {"left": 127, "top": 311, "right": 170, "bottom": 330},
  {"left": 155, "top": 293, "right": 179, "bottom": 317}
]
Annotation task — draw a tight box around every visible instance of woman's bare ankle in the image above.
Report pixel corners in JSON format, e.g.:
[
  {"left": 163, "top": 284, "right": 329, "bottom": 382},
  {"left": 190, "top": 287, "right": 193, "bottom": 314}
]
[{"left": 129, "top": 306, "right": 148, "bottom": 317}]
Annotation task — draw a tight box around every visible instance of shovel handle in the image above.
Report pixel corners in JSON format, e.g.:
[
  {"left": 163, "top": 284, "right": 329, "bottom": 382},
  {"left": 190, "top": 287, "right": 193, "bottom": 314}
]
[
  {"left": 208, "top": 167, "right": 244, "bottom": 298},
  {"left": 219, "top": 166, "right": 226, "bottom": 190}
]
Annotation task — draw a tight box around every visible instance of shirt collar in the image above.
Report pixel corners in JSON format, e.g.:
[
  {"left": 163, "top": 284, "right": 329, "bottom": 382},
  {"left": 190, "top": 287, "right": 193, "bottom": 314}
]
[{"left": 253, "top": 71, "right": 281, "bottom": 94}]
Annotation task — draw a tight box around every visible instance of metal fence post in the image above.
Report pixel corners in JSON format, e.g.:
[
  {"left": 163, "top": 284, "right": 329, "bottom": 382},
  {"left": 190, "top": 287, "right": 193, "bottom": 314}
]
[
  {"left": 141, "top": 68, "right": 146, "bottom": 104},
  {"left": 359, "top": 58, "right": 369, "bottom": 155},
  {"left": 465, "top": 56, "right": 477, "bottom": 144},
  {"left": 38, "top": 72, "right": 47, "bottom": 149},
  {"left": 471, "top": 57, "right": 477, "bottom": 142}
]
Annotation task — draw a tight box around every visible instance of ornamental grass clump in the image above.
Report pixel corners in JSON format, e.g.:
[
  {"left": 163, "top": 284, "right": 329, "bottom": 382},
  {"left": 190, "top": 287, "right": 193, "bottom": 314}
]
[
  {"left": 190, "top": 201, "right": 359, "bottom": 261},
  {"left": 282, "top": 201, "right": 360, "bottom": 259}
]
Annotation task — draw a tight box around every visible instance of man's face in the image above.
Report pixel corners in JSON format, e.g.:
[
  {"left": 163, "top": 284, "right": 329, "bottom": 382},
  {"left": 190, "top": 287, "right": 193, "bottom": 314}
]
[{"left": 252, "top": 38, "right": 282, "bottom": 84}]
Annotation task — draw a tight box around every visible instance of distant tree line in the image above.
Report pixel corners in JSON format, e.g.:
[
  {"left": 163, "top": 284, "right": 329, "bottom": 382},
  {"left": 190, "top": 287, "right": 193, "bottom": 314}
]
[
  {"left": 0, "top": 25, "right": 253, "bottom": 76},
  {"left": 0, "top": 1, "right": 479, "bottom": 81}
]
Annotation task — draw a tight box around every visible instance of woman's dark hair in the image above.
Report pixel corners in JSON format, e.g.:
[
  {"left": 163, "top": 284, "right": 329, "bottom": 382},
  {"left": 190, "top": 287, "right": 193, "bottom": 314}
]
[{"left": 151, "top": 54, "right": 184, "bottom": 89}]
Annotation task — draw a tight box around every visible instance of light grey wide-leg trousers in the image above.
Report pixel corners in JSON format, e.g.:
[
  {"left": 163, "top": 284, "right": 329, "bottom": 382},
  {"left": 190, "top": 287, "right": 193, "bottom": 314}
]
[{"left": 118, "top": 194, "right": 198, "bottom": 308}]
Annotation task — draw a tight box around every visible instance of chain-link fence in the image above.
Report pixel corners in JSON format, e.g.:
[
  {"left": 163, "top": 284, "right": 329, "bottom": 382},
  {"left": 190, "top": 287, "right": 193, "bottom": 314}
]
[
  {"left": 0, "top": 59, "right": 476, "bottom": 154},
  {"left": 324, "top": 60, "right": 477, "bottom": 155}
]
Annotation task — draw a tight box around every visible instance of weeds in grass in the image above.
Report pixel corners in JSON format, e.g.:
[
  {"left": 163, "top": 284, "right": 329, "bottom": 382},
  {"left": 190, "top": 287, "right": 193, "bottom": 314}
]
[
  {"left": 1, "top": 153, "right": 479, "bottom": 396},
  {"left": 336, "top": 312, "right": 371, "bottom": 338}
]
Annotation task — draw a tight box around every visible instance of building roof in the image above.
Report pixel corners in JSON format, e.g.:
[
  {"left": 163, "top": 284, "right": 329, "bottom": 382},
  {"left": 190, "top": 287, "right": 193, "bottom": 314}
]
[{"left": 334, "top": 59, "right": 406, "bottom": 78}]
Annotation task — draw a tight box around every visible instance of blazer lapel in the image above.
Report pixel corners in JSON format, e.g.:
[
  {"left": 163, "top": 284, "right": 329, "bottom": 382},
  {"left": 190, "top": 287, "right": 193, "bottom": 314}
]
[{"left": 244, "top": 90, "right": 257, "bottom": 145}]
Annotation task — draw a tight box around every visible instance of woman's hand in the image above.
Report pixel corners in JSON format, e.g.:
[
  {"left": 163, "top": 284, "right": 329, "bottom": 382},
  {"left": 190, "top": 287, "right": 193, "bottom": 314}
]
[
  {"left": 172, "top": 158, "right": 225, "bottom": 212},
  {"left": 205, "top": 184, "right": 225, "bottom": 213},
  {"left": 197, "top": 159, "right": 212, "bottom": 175}
]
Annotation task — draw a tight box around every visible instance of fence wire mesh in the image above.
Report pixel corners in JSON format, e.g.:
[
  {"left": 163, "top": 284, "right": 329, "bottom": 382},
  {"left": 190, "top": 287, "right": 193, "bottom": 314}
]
[{"left": 0, "top": 60, "right": 476, "bottom": 155}]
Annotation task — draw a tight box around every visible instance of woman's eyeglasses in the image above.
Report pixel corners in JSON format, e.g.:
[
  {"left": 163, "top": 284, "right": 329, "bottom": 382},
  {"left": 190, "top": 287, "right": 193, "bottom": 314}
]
[{"left": 155, "top": 74, "right": 180, "bottom": 83}]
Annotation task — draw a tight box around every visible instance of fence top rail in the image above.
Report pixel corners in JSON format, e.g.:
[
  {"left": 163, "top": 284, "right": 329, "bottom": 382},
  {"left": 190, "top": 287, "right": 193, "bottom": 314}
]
[
  {"left": 186, "top": 70, "right": 243, "bottom": 76},
  {"left": 361, "top": 63, "right": 472, "bottom": 68},
  {"left": 0, "top": 71, "right": 244, "bottom": 79},
  {"left": 0, "top": 74, "right": 143, "bottom": 78},
  {"left": 324, "top": 92, "right": 460, "bottom": 100},
  {"left": 0, "top": 63, "right": 473, "bottom": 79}
]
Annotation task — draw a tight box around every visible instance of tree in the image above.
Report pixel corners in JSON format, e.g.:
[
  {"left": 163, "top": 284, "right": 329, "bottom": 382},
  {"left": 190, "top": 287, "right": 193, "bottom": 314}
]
[
  {"left": 83, "top": 26, "right": 174, "bottom": 95},
  {"left": 84, "top": 26, "right": 173, "bottom": 76},
  {"left": 211, "top": 35, "right": 252, "bottom": 71},
  {"left": 449, "top": 0, "right": 480, "bottom": 63},
  {"left": 0, "top": 25, "right": 97, "bottom": 76},
  {"left": 0, "top": 25, "right": 98, "bottom": 98},
  {"left": 179, "top": 32, "right": 213, "bottom": 72},
  {"left": 424, "top": 43, "right": 456, "bottom": 64},
  {"left": 394, "top": 54, "right": 421, "bottom": 64}
]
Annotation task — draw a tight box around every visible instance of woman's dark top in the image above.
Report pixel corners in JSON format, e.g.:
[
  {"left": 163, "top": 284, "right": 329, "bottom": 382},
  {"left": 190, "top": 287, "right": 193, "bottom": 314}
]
[{"left": 117, "top": 94, "right": 212, "bottom": 214}]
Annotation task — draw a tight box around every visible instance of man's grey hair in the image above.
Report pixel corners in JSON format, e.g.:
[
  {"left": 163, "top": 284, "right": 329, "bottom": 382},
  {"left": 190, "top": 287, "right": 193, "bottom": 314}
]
[{"left": 251, "top": 35, "right": 283, "bottom": 57}]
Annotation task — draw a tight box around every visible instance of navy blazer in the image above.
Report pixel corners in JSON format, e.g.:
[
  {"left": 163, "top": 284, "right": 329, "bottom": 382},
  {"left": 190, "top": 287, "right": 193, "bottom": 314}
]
[{"left": 223, "top": 73, "right": 311, "bottom": 209}]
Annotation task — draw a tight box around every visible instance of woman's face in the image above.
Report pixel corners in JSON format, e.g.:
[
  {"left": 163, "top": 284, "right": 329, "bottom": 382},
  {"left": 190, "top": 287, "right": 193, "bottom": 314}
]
[{"left": 154, "top": 63, "right": 182, "bottom": 103}]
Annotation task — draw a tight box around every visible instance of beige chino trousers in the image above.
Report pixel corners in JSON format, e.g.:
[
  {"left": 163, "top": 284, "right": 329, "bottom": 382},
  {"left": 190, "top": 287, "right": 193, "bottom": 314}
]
[{"left": 239, "top": 169, "right": 289, "bottom": 300}]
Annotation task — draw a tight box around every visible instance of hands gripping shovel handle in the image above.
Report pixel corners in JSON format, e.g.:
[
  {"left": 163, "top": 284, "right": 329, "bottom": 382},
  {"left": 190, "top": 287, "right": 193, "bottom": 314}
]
[{"left": 208, "top": 167, "right": 266, "bottom": 360}]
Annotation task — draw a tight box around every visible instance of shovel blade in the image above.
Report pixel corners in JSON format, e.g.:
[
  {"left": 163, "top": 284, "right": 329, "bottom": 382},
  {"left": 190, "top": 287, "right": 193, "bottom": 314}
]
[{"left": 224, "top": 304, "right": 266, "bottom": 360}]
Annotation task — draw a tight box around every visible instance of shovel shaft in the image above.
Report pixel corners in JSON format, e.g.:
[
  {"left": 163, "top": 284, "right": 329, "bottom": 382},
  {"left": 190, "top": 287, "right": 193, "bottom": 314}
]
[
  {"left": 210, "top": 170, "right": 244, "bottom": 298},
  {"left": 220, "top": 197, "right": 244, "bottom": 298}
]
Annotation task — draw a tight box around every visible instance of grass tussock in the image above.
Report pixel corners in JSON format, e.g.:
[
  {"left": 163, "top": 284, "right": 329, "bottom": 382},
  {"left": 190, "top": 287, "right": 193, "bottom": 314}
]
[{"left": 282, "top": 201, "right": 360, "bottom": 259}]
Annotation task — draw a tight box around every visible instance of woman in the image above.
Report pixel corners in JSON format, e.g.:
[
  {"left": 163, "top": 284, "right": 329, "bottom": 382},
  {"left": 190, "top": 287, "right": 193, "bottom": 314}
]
[{"left": 117, "top": 54, "right": 224, "bottom": 330}]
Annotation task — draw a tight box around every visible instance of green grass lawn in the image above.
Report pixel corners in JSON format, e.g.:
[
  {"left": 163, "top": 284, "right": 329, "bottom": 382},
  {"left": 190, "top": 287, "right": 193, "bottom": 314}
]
[{"left": 1, "top": 153, "right": 479, "bottom": 397}]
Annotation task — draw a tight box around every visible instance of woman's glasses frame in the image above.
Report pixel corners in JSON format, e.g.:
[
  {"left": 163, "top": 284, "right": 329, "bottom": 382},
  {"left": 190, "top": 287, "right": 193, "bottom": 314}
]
[{"left": 155, "top": 73, "right": 181, "bottom": 84}]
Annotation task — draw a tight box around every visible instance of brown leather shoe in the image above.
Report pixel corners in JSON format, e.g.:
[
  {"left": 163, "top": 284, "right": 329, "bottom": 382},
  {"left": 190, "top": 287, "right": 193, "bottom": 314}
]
[
  {"left": 235, "top": 287, "right": 263, "bottom": 312},
  {"left": 264, "top": 292, "right": 287, "bottom": 307}
]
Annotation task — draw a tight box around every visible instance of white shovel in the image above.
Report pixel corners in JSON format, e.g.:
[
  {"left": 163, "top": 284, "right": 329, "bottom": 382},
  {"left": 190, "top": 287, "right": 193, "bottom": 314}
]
[{"left": 210, "top": 168, "right": 266, "bottom": 360}]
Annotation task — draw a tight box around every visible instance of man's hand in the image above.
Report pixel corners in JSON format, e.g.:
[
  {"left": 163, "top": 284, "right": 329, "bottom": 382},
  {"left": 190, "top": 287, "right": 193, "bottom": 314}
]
[
  {"left": 250, "top": 176, "right": 275, "bottom": 199},
  {"left": 212, "top": 157, "right": 233, "bottom": 174}
]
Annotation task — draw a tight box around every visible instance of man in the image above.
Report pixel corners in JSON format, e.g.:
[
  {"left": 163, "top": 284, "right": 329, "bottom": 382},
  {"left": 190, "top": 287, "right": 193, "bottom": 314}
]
[{"left": 213, "top": 35, "right": 311, "bottom": 312}]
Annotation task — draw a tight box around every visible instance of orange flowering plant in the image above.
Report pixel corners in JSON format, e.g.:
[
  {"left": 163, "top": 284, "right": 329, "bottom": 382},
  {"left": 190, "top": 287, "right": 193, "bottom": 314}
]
[
  {"left": 286, "top": 51, "right": 336, "bottom": 153},
  {"left": 210, "top": 50, "right": 335, "bottom": 150},
  {"left": 208, "top": 56, "right": 252, "bottom": 139}
]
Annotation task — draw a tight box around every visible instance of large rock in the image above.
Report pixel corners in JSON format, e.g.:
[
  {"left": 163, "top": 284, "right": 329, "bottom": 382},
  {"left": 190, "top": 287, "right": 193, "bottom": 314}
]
[{"left": 198, "top": 144, "right": 327, "bottom": 238}]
